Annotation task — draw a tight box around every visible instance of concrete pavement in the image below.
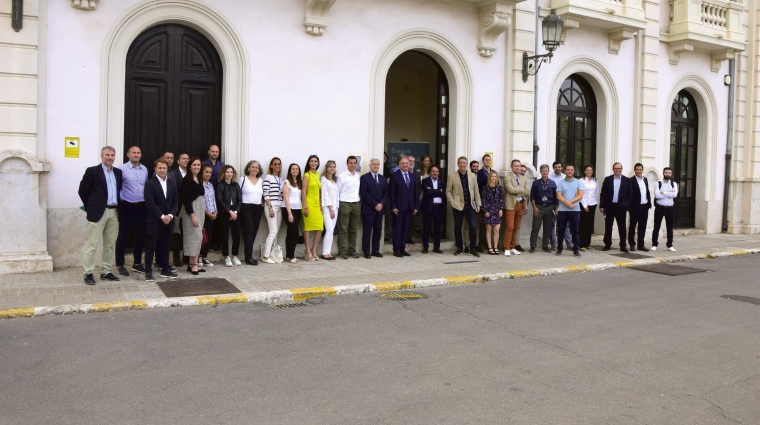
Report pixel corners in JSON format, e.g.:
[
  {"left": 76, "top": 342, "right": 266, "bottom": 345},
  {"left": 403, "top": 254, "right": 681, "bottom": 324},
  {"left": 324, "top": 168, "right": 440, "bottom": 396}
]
[{"left": 0, "top": 233, "right": 758, "bottom": 318}]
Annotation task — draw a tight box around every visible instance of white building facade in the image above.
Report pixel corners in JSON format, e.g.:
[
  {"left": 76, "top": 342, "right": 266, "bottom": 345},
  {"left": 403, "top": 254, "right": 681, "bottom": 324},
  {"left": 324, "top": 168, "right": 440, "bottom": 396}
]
[{"left": 0, "top": 0, "right": 757, "bottom": 274}]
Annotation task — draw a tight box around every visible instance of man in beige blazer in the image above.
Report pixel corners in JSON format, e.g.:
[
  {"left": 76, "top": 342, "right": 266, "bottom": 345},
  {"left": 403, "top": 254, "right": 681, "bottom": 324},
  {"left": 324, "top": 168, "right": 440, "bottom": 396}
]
[
  {"left": 503, "top": 159, "right": 530, "bottom": 256},
  {"left": 447, "top": 156, "right": 481, "bottom": 257}
]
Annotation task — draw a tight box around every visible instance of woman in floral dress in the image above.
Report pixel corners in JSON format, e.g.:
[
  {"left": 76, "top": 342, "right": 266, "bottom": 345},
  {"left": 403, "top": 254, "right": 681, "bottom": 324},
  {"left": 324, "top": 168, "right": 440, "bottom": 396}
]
[{"left": 480, "top": 170, "right": 504, "bottom": 255}]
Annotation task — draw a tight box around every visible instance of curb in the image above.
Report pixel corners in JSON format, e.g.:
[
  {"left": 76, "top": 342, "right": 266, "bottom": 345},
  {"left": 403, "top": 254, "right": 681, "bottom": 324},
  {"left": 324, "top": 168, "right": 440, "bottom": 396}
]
[{"left": 2, "top": 248, "right": 758, "bottom": 319}]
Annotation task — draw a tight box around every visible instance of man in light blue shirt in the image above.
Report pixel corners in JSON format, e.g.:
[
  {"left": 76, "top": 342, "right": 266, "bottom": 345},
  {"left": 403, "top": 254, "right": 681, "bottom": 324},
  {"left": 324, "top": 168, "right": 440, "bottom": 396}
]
[
  {"left": 548, "top": 161, "right": 574, "bottom": 251},
  {"left": 555, "top": 164, "right": 584, "bottom": 257},
  {"left": 115, "top": 145, "right": 149, "bottom": 276}
]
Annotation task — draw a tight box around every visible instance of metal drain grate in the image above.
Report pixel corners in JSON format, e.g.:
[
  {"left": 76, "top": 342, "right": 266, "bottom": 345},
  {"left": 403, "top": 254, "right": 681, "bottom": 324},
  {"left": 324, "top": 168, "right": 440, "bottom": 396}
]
[
  {"left": 443, "top": 260, "right": 479, "bottom": 264},
  {"left": 721, "top": 295, "right": 760, "bottom": 306},
  {"left": 611, "top": 252, "right": 651, "bottom": 260},
  {"left": 276, "top": 303, "right": 309, "bottom": 309},
  {"left": 381, "top": 292, "right": 423, "bottom": 300},
  {"left": 630, "top": 263, "right": 709, "bottom": 276},
  {"left": 156, "top": 278, "right": 241, "bottom": 298}
]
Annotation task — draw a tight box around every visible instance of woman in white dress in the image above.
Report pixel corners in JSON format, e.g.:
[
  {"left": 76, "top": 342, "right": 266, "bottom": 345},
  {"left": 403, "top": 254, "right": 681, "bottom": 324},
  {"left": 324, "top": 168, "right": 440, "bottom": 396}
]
[
  {"left": 579, "top": 164, "right": 599, "bottom": 251},
  {"left": 320, "top": 160, "right": 339, "bottom": 260}
]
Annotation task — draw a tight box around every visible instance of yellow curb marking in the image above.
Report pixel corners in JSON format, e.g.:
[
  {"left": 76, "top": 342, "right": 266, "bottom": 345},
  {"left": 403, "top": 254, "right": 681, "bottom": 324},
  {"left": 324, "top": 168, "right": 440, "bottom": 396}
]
[
  {"left": 290, "top": 287, "right": 337, "bottom": 302},
  {"left": 197, "top": 294, "right": 248, "bottom": 305},
  {"left": 614, "top": 261, "right": 637, "bottom": 267},
  {"left": 0, "top": 307, "right": 35, "bottom": 319},
  {"left": 91, "top": 301, "right": 148, "bottom": 312},
  {"left": 730, "top": 250, "right": 748, "bottom": 256},
  {"left": 563, "top": 265, "right": 590, "bottom": 273},
  {"left": 374, "top": 281, "right": 414, "bottom": 291},
  {"left": 509, "top": 270, "right": 541, "bottom": 279},
  {"left": 445, "top": 275, "right": 481, "bottom": 285}
]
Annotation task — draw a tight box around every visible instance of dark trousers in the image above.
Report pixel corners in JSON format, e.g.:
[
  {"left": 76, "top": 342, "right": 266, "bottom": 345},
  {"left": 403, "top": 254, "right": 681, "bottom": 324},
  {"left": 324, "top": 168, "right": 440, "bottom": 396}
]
[
  {"left": 217, "top": 211, "right": 241, "bottom": 257},
  {"left": 628, "top": 206, "right": 649, "bottom": 247},
  {"left": 603, "top": 203, "right": 628, "bottom": 249},
  {"left": 477, "top": 212, "right": 486, "bottom": 249},
  {"left": 285, "top": 209, "right": 302, "bottom": 258},
  {"left": 115, "top": 201, "right": 147, "bottom": 266},
  {"left": 556, "top": 211, "right": 580, "bottom": 254},
  {"left": 422, "top": 204, "right": 443, "bottom": 250},
  {"left": 652, "top": 206, "right": 675, "bottom": 248},
  {"left": 362, "top": 211, "right": 384, "bottom": 254},
  {"left": 453, "top": 204, "right": 477, "bottom": 251},
  {"left": 200, "top": 216, "right": 216, "bottom": 258},
  {"left": 171, "top": 218, "right": 185, "bottom": 264},
  {"left": 145, "top": 220, "right": 174, "bottom": 273},
  {"left": 240, "top": 203, "right": 263, "bottom": 261},
  {"left": 579, "top": 205, "right": 596, "bottom": 248},
  {"left": 530, "top": 204, "right": 554, "bottom": 249},
  {"left": 392, "top": 210, "right": 412, "bottom": 253}
]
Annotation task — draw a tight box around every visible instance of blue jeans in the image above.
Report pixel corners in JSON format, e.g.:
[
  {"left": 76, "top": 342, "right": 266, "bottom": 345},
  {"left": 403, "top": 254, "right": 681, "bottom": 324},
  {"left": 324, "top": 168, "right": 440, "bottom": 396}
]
[
  {"left": 550, "top": 213, "right": 573, "bottom": 248},
  {"left": 453, "top": 204, "right": 477, "bottom": 251},
  {"left": 556, "top": 211, "right": 580, "bottom": 254}
]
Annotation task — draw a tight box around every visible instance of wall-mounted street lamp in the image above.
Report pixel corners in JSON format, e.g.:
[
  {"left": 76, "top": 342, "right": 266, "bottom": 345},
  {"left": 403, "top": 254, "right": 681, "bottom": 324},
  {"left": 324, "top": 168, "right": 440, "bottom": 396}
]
[{"left": 522, "top": 9, "right": 564, "bottom": 83}]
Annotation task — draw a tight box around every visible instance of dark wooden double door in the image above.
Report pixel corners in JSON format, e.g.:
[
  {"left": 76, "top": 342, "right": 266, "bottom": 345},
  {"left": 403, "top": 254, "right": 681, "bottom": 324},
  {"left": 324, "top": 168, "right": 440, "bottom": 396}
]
[
  {"left": 124, "top": 24, "right": 222, "bottom": 169},
  {"left": 670, "top": 91, "right": 698, "bottom": 228}
]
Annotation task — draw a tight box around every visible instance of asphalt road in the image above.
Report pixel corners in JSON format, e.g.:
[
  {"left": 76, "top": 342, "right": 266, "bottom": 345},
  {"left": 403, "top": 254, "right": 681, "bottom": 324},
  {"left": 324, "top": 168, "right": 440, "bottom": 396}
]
[{"left": 1, "top": 256, "right": 759, "bottom": 425}]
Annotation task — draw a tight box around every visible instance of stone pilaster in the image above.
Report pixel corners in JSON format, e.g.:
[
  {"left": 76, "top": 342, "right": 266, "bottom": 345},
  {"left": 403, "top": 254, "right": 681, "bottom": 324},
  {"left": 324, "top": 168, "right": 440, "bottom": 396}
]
[
  {"left": 0, "top": 0, "right": 53, "bottom": 274},
  {"left": 636, "top": 0, "right": 659, "bottom": 169}
]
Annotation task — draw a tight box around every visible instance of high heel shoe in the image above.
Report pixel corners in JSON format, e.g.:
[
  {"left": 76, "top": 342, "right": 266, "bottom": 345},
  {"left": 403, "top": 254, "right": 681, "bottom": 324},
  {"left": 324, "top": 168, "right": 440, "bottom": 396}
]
[{"left": 190, "top": 263, "right": 199, "bottom": 275}]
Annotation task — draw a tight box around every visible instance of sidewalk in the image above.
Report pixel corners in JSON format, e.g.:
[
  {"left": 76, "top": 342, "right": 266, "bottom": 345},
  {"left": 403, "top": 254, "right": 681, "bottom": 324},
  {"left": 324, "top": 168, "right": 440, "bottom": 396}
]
[{"left": 1, "top": 233, "right": 758, "bottom": 318}]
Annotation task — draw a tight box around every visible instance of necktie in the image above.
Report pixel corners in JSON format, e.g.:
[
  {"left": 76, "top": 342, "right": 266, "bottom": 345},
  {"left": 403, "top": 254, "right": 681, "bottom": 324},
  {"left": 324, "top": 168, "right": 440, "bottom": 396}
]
[
  {"left": 404, "top": 173, "right": 409, "bottom": 188},
  {"left": 374, "top": 174, "right": 378, "bottom": 186}
]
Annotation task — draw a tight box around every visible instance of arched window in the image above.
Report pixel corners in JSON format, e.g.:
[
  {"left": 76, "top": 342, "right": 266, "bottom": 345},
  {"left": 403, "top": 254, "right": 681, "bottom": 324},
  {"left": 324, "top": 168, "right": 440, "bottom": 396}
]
[
  {"left": 670, "top": 90, "right": 698, "bottom": 228},
  {"left": 556, "top": 75, "right": 597, "bottom": 175}
]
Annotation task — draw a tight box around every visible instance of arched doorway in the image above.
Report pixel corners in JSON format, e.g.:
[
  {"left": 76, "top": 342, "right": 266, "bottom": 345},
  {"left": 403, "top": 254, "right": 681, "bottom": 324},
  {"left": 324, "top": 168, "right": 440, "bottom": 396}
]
[
  {"left": 670, "top": 90, "right": 698, "bottom": 228},
  {"left": 556, "top": 74, "right": 597, "bottom": 175},
  {"left": 124, "top": 23, "right": 223, "bottom": 168},
  {"left": 384, "top": 50, "right": 449, "bottom": 239}
]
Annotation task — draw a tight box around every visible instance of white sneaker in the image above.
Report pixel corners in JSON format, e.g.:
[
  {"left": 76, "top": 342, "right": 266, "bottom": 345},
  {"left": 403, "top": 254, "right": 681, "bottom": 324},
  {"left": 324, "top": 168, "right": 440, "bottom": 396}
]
[
  {"left": 668, "top": 247, "right": 677, "bottom": 252},
  {"left": 504, "top": 250, "right": 511, "bottom": 257},
  {"left": 232, "top": 256, "right": 242, "bottom": 266},
  {"left": 202, "top": 258, "right": 214, "bottom": 267},
  {"left": 261, "top": 257, "right": 276, "bottom": 264},
  {"left": 650, "top": 246, "right": 657, "bottom": 251},
  {"left": 225, "top": 257, "right": 233, "bottom": 267},
  {"left": 510, "top": 249, "right": 521, "bottom": 255}
]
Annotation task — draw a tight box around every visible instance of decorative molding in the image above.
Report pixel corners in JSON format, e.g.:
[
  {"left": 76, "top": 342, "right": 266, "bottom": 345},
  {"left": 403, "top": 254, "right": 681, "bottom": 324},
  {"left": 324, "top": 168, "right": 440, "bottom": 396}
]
[
  {"left": 710, "top": 50, "right": 735, "bottom": 72},
  {"left": 608, "top": 29, "right": 635, "bottom": 55},
  {"left": 0, "top": 150, "right": 51, "bottom": 173},
  {"left": 72, "top": 0, "right": 99, "bottom": 10},
  {"left": 560, "top": 18, "right": 579, "bottom": 45},
  {"left": 477, "top": 2, "right": 513, "bottom": 57},
  {"left": 668, "top": 42, "right": 694, "bottom": 65},
  {"left": 304, "top": 0, "right": 337, "bottom": 36}
]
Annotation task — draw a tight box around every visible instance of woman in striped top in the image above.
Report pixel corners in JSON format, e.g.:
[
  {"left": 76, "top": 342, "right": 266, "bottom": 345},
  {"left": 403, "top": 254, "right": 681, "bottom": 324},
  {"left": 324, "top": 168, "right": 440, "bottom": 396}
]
[
  {"left": 261, "top": 157, "right": 284, "bottom": 264},
  {"left": 282, "top": 163, "right": 302, "bottom": 263},
  {"left": 320, "top": 160, "right": 339, "bottom": 260}
]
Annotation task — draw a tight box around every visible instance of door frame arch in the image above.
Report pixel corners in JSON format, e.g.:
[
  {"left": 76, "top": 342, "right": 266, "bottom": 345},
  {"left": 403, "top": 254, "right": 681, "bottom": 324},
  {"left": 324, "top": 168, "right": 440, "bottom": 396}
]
[
  {"left": 663, "top": 74, "right": 720, "bottom": 232},
  {"left": 545, "top": 56, "right": 619, "bottom": 176},
  {"left": 369, "top": 29, "right": 473, "bottom": 168},
  {"left": 100, "top": 0, "right": 249, "bottom": 170}
]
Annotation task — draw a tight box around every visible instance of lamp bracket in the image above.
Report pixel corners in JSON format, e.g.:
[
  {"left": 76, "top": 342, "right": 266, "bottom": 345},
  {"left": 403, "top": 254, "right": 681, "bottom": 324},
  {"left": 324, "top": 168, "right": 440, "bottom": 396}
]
[{"left": 522, "top": 51, "right": 553, "bottom": 83}]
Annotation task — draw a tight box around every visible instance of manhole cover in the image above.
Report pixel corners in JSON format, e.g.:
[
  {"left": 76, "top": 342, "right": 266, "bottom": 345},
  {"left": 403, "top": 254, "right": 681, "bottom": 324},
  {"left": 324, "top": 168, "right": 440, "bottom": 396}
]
[
  {"left": 381, "top": 292, "right": 424, "bottom": 300},
  {"left": 629, "top": 263, "right": 709, "bottom": 276},
  {"left": 276, "top": 303, "right": 309, "bottom": 309},
  {"left": 156, "top": 278, "right": 241, "bottom": 297},
  {"left": 611, "top": 252, "right": 651, "bottom": 260},
  {"left": 721, "top": 295, "right": 760, "bottom": 306}
]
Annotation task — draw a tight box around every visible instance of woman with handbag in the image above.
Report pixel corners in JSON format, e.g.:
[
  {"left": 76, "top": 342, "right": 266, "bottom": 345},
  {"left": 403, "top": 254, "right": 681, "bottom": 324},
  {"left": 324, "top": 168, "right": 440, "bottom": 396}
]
[
  {"left": 282, "top": 163, "right": 302, "bottom": 263},
  {"left": 261, "top": 157, "right": 284, "bottom": 264},
  {"left": 320, "top": 160, "right": 339, "bottom": 260},
  {"left": 238, "top": 160, "right": 264, "bottom": 265},
  {"left": 180, "top": 158, "right": 205, "bottom": 275},
  {"left": 199, "top": 164, "right": 218, "bottom": 267},
  {"left": 216, "top": 165, "right": 242, "bottom": 267}
]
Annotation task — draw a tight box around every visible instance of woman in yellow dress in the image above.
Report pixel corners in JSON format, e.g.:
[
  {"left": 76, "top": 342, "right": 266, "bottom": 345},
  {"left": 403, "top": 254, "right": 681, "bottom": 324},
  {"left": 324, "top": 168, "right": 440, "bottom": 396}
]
[{"left": 301, "top": 155, "right": 323, "bottom": 261}]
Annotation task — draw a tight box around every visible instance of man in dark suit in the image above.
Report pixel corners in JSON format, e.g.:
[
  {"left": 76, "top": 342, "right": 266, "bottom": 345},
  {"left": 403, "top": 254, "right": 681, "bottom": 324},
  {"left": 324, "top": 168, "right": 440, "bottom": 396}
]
[
  {"left": 628, "top": 163, "right": 652, "bottom": 251},
  {"left": 599, "top": 162, "right": 633, "bottom": 252},
  {"left": 169, "top": 153, "right": 189, "bottom": 266},
  {"left": 78, "top": 146, "right": 123, "bottom": 285},
  {"left": 359, "top": 158, "right": 387, "bottom": 259},
  {"left": 420, "top": 165, "right": 446, "bottom": 254},
  {"left": 143, "top": 158, "right": 179, "bottom": 282},
  {"left": 389, "top": 157, "right": 418, "bottom": 257}
]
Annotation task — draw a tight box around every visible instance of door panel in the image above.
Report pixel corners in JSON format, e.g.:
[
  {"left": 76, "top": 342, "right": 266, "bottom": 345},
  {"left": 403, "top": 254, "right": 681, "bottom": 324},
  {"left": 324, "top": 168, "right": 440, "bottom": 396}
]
[
  {"left": 556, "top": 75, "right": 597, "bottom": 176},
  {"left": 670, "top": 121, "right": 697, "bottom": 228},
  {"left": 125, "top": 24, "right": 222, "bottom": 170}
]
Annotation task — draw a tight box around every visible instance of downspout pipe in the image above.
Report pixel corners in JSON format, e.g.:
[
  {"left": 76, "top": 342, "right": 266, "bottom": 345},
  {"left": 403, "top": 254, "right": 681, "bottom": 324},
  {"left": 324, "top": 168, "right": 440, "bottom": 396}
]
[
  {"left": 722, "top": 58, "right": 735, "bottom": 233},
  {"left": 532, "top": 1, "right": 540, "bottom": 167}
]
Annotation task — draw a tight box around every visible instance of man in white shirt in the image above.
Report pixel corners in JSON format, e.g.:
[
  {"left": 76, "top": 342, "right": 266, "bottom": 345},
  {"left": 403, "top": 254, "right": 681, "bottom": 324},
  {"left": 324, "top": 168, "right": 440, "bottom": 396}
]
[
  {"left": 651, "top": 167, "right": 678, "bottom": 252},
  {"left": 628, "top": 163, "right": 652, "bottom": 251},
  {"left": 337, "top": 156, "right": 363, "bottom": 259},
  {"left": 548, "top": 161, "right": 573, "bottom": 251}
]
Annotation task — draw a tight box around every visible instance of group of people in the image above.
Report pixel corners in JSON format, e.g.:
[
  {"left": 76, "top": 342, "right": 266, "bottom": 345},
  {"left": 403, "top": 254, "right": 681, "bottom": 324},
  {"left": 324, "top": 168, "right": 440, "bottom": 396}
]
[{"left": 79, "top": 145, "right": 678, "bottom": 285}]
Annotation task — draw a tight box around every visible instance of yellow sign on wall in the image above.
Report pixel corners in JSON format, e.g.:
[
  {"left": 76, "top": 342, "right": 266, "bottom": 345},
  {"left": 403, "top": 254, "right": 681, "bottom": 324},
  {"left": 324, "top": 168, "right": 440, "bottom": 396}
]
[{"left": 65, "top": 137, "right": 80, "bottom": 158}]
